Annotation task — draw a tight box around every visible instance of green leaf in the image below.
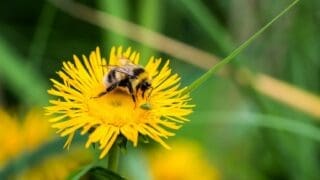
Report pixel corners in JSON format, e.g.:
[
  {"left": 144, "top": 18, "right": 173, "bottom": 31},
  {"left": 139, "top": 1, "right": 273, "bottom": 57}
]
[
  {"left": 68, "top": 164, "right": 94, "bottom": 180},
  {"left": 82, "top": 166, "right": 125, "bottom": 180}
]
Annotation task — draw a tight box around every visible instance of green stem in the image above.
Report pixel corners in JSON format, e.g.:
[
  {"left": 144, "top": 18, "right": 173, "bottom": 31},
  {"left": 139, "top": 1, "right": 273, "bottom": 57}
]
[
  {"left": 108, "top": 145, "right": 120, "bottom": 172},
  {"left": 186, "top": 0, "right": 299, "bottom": 93}
]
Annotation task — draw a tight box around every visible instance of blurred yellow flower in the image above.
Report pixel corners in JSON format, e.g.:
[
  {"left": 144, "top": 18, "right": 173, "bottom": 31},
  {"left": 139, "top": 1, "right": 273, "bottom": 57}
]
[
  {"left": 147, "top": 140, "right": 220, "bottom": 180},
  {"left": 0, "top": 109, "right": 53, "bottom": 167},
  {"left": 15, "top": 148, "right": 92, "bottom": 180},
  {"left": 0, "top": 109, "right": 92, "bottom": 179},
  {"left": 46, "top": 46, "right": 193, "bottom": 158}
]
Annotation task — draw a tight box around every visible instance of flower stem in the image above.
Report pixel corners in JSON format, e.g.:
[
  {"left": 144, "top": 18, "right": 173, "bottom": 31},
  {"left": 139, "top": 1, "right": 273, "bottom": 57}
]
[{"left": 108, "top": 145, "right": 120, "bottom": 172}]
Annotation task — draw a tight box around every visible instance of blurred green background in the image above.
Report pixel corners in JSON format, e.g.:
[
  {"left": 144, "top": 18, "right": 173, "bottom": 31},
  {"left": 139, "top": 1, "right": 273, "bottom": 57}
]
[{"left": 0, "top": 0, "right": 319, "bottom": 179}]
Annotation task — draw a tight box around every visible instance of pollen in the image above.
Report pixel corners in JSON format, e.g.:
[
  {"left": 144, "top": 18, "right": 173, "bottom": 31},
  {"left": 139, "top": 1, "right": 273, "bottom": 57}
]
[{"left": 46, "top": 46, "right": 193, "bottom": 158}]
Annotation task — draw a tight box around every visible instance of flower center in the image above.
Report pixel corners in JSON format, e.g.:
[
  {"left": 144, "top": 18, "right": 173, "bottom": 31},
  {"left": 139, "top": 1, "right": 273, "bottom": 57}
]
[{"left": 87, "top": 89, "right": 152, "bottom": 127}]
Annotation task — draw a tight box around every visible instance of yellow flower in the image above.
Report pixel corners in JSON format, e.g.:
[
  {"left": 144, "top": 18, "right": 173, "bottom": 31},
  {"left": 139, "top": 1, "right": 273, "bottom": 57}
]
[
  {"left": 46, "top": 46, "right": 193, "bottom": 158},
  {"left": 0, "top": 109, "right": 92, "bottom": 179},
  {"left": 147, "top": 140, "right": 220, "bottom": 180},
  {"left": 0, "top": 109, "right": 53, "bottom": 167},
  {"left": 15, "top": 148, "right": 92, "bottom": 180}
]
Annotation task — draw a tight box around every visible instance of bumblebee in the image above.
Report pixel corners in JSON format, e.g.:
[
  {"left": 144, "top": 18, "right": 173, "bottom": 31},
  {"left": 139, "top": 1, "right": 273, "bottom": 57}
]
[{"left": 96, "top": 58, "right": 152, "bottom": 104}]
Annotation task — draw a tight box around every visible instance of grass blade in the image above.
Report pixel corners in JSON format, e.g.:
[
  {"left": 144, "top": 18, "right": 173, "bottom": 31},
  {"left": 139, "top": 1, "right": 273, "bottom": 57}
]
[
  {"left": 28, "top": 2, "right": 56, "bottom": 67},
  {"left": 98, "top": 0, "right": 129, "bottom": 47},
  {"left": 196, "top": 111, "right": 320, "bottom": 143},
  {"left": 138, "top": 0, "right": 163, "bottom": 65},
  {"left": 186, "top": 0, "right": 300, "bottom": 93}
]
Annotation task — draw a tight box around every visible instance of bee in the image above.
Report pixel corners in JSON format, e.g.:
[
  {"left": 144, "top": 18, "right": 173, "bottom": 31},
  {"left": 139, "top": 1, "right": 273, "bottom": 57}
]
[{"left": 95, "top": 58, "right": 152, "bottom": 105}]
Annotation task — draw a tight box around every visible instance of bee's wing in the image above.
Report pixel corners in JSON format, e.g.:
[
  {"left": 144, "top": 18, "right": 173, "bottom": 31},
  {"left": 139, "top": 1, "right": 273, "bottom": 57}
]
[
  {"left": 106, "top": 65, "right": 132, "bottom": 74},
  {"left": 105, "top": 65, "right": 118, "bottom": 69},
  {"left": 113, "top": 66, "right": 135, "bottom": 76}
]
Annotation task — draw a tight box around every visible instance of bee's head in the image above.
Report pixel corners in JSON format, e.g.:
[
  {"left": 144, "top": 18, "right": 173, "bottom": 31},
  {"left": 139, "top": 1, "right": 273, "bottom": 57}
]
[
  {"left": 139, "top": 79, "right": 153, "bottom": 99},
  {"left": 140, "top": 80, "right": 151, "bottom": 91}
]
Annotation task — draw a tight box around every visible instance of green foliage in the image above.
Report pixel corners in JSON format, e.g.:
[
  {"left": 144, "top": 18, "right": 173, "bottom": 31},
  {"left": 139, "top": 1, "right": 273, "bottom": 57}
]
[
  {"left": 187, "top": 0, "right": 299, "bottom": 93},
  {"left": 0, "top": 0, "right": 319, "bottom": 179},
  {"left": 69, "top": 166, "right": 125, "bottom": 180},
  {"left": 0, "top": 37, "right": 48, "bottom": 105}
]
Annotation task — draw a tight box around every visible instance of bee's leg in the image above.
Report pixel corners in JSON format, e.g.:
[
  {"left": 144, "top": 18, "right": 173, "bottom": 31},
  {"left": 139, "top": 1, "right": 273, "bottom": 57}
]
[
  {"left": 95, "top": 91, "right": 107, "bottom": 98},
  {"left": 126, "top": 81, "right": 136, "bottom": 107},
  {"left": 147, "top": 87, "right": 153, "bottom": 100},
  {"left": 107, "top": 83, "right": 118, "bottom": 93},
  {"left": 135, "top": 84, "right": 141, "bottom": 98},
  {"left": 93, "top": 83, "right": 117, "bottom": 98},
  {"left": 141, "top": 90, "right": 146, "bottom": 98}
]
